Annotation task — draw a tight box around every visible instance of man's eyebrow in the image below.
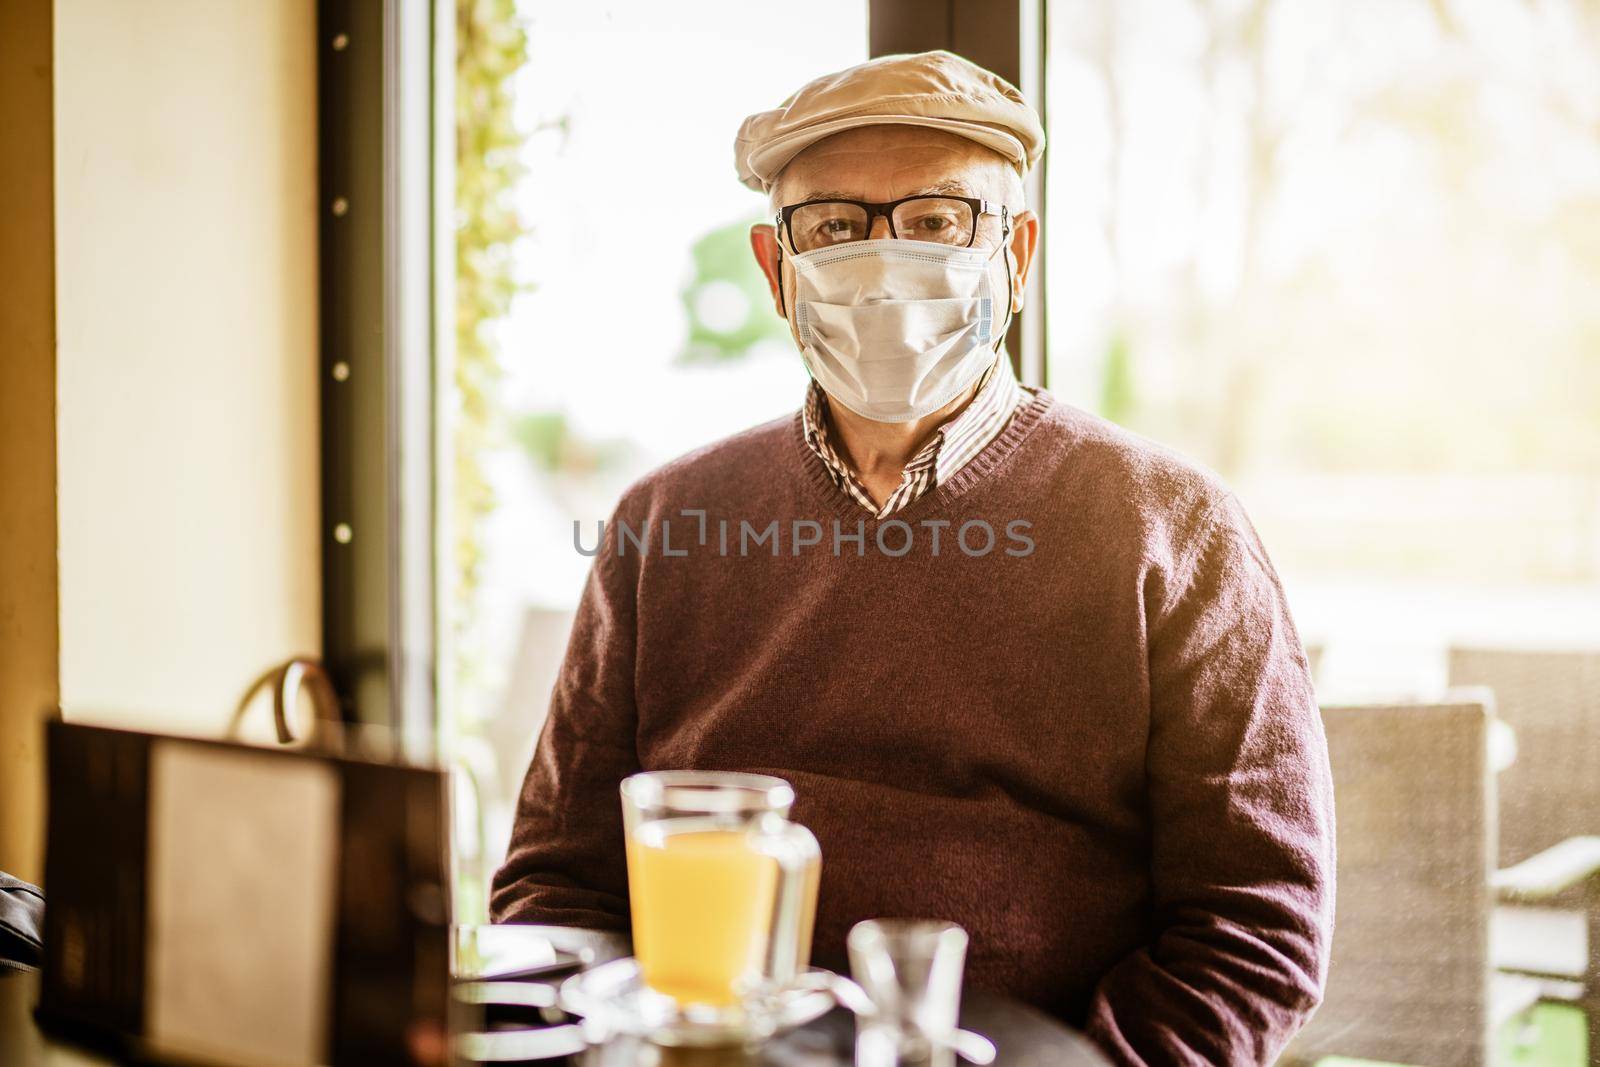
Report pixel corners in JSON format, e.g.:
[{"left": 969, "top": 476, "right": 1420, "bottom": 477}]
[
  {"left": 788, "top": 180, "right": 978, "bottom": 203},
  {"left": 911, "top": 179, "right": 977, "bottom": 197},
  {"left": 790, "top": 189, "right": 857, "bottom": 202}
]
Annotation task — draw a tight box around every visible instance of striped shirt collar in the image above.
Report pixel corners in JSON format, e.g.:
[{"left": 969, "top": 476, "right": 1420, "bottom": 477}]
[{"left": 800, "top": 351, "right": 1027, "bottom": 518}]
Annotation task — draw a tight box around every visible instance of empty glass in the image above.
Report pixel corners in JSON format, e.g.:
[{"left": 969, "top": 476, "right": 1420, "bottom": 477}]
[{"left": 848, "top": 919, "right": 970, "bottom": 1067}]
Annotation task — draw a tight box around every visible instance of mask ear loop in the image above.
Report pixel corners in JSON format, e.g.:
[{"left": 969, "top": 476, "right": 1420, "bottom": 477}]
[
  {"left": 774, "top": 213, "right": 790, "bottom": 320},
  {"left": 992, "top": 206, "right": 1015, "bottom": 354},
  {"left": 778, "top": 246, "right": 788, "bottom": 320}
]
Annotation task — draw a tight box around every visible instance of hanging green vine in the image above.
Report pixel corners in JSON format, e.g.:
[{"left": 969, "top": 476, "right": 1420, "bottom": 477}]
[{"left": 452, "top": 0, "right": 529, "bottom": 698}]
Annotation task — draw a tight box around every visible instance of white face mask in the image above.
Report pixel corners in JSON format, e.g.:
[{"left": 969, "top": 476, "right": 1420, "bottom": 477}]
[{"left": 783, "top": 234, "right": 1013, "bottom": 424}]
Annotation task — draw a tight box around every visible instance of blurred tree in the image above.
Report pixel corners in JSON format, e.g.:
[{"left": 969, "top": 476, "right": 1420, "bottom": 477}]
[
  {"left": 1071, "top": 0, "right": 1600, "bottom": 475},
  {"left": 455, "top": 0, "right": 530, "bottom": 655},
  {"left": 512, "top": 410, "right": 629, "bottom": 475},
  {"left": 1100, "top": 331, "right": 1137, "bottom": 425},
  {"left": 452, "top": 0, "right": 535, "bottom": 925},
  {"left": 677, "top": 217, "right": 792, "bottom": 364}
]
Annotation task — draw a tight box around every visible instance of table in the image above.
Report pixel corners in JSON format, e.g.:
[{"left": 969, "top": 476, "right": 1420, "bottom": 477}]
[
  {"left": 567, "top": 993, "right": 1107, "bottom": 1066},
  {"left": 1, "top": 925, "right": 1107, "bottom": 1066}
]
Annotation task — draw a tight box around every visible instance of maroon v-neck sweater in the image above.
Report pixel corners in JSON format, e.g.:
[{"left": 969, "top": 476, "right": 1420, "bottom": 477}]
[{"left": 492, "top": 392, "right": 1334, "bottom": 1066}]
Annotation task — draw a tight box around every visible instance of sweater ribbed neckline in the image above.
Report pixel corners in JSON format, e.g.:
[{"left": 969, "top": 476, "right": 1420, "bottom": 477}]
[{"left": 786, "top": 388, "right": 1056, "bottom": 524}]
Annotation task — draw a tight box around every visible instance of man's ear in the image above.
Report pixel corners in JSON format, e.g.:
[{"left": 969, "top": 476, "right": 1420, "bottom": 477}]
[
  {"left": 750, "top": 224, "right": 786, "bottom": 317},
  {"left": 1007, "top": 209, "right": 1041, "bottom": 313}
]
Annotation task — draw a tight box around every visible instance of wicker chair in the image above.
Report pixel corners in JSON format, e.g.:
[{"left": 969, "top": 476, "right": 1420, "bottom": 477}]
[
  {"left": 1448, "top": 649, "right": 1600, "bottom": 867},
  {"left": 1283, "top": 697, "right": 1541, "bottom": 1066},
  {"left": 1286, "top": 700, "right": 1497, "bottom": 1067},
  {"left": 1449, "top": 648, "right": 1600, "bottom": 1063}
]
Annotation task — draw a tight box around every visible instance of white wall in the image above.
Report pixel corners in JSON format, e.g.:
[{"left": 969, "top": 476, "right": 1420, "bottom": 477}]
[{"left": 53, "top": 0, "right": 321, "bottom": 735}]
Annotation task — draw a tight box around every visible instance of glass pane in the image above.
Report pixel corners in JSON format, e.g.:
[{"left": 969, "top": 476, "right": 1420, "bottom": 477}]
[
  {"left": 446, "top": 0, "right": 867, "bottom": 921},
  {"left": 1044, "top": 0, "right": 1600, "bottom": 688},
  {"left": 1044, "top": 4, "right": 1600, "bottom": 1055}
]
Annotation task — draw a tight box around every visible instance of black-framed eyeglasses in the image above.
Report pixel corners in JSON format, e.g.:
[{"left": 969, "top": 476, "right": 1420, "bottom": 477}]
[{"left": 776, "top": 194, "right": 1006, "bottom": 255}]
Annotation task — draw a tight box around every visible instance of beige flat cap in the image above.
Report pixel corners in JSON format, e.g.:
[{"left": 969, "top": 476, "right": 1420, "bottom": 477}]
[{"left": 734, "top": 50, "right": 1045, "bottom": 193}]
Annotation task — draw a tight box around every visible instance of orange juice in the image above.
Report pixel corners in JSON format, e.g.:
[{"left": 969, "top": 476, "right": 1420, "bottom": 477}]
[{"left": 631, "top": 825, "right": 779, "bottom": 1006}]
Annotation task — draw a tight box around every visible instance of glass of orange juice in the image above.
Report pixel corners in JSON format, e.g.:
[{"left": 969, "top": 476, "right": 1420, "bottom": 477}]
[{"left": 620, "top": 771, "right": 821, "bottom": 1038}]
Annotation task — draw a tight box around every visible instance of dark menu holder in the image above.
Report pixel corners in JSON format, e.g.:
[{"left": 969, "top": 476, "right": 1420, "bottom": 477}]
[{"left": 35, "top": 719, "right": 451, "bottom": 1065}]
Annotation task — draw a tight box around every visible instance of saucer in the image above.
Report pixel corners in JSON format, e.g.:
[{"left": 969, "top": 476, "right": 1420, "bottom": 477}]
[{"left": 557, "top": 957, "right": 837, "bottom": 1047}]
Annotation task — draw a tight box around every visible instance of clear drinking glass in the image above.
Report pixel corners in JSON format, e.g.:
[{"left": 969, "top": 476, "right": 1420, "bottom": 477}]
[
  {"left": 619, "top": 771, "right": 821, "bottom": 1037},
  {"left": 848, "top": 919, "right": 969, "bottom": 1067}
]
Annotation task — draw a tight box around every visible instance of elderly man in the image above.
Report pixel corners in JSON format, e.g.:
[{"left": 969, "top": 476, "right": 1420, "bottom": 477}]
[{"left": 492, "top": 51, "right": 1334, "bottom": 1065}]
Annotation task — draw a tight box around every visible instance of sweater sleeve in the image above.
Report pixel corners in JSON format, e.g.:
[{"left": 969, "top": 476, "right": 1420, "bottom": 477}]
[
  {"left": 1084, "top": 493, "right": 1335, "bottom": 1066},
  {"left": 488, "top": 525, "right": 640, "bottom": 932}
]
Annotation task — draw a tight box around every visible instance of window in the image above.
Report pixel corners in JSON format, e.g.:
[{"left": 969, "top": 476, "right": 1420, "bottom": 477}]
[
  {"left": 1044, "top": 0, "right": 1600, "bottom": 692},
  {"left": 1042, "top": 5, "right": 1600, "bottom": 1054},
  {"left": 445, "top": 0, "right": 869, "bottom": 920}
]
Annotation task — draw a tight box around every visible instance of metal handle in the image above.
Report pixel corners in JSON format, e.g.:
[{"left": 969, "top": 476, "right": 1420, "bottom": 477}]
[
  {"left": 273, "top": 657, "right": 342, "bottom": 745},
  {"left": 752, "top": 816, "right": 821, "bottom": 988}
]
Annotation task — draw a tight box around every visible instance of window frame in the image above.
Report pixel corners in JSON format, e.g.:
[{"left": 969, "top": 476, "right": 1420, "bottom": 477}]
[
  {"left": 868, "top": 0, "right": 1050, "bottom": 387},
  {"left": 316, "top": 0, "right": 437, "bottom": 763}
]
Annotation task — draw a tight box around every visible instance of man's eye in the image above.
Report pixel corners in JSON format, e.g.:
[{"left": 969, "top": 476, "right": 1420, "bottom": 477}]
[
  {"left": 911, "top": 215, "right": 954, "bottom": 232},
  {"left": 810, "top": 218, "right": 861, "bottom": 242}
]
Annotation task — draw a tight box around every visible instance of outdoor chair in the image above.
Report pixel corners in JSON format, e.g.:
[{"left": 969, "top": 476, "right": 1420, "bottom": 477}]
[
  {"left": 1450, "top": 648, "right": 1600, "bottom": 1063},
  {"left": 1283, "top": 697, "right": 1543, "bottom": 1066},
  {"left": 1448, "top": 649, "right": 1600, "bottom": 867}
]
